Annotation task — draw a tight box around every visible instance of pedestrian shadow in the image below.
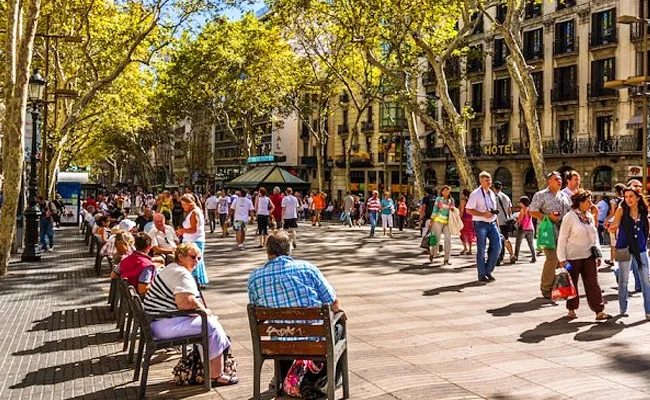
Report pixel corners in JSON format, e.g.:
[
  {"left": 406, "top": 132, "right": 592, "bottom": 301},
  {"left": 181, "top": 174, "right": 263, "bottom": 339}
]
[
  {"left": 487, "top": 297, "right": 557, "bottom": 317},
  {"left": 9, "top": 354, "right": 130, "bottom": 389},
  {"left": 574, "top": 317, "right": 647, "bottom": 342},
  {"left": 518, "top": 316, "right": 592, "bottom": 344},
  {"left": 59, "top": 381, "right": 215, "bottom": 399},
  {"left": 422, "top": 280, "right": 485, "bottom": 296},
  {"left": 399, "top": 263, "right": 465, "bottom": 275},
  {"left": 12, "top": 331, "right": 120, "bottom": 356},
  {"left": 28, "top": 306, "right": 114, "bottom": 332}
]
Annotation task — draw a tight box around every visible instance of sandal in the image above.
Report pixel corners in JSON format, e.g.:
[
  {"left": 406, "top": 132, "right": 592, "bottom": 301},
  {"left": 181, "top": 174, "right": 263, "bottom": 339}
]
[
  {"left": 212, "top": 374, "right": 239, "bottom": 387},
  {"left": 567, "top": 310, "right": 577, "bottom": 319},
  {"left": 596, "top": 312, "right": 612, "bottom": 321},
  {"left": 460, "top": 250, "right": 467, "bottom": 255}
]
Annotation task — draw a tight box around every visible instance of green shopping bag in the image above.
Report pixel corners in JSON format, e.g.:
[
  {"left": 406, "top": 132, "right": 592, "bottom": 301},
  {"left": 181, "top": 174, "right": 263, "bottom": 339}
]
[
  {"left": 428, "top": 232, "right": 437, "bottom": 247},
  {"left": 536, "top": 216, "right": 556, "bottom": 250}
]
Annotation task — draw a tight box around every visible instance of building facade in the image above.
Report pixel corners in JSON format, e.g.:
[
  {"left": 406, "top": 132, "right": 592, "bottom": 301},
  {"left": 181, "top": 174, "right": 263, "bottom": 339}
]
[{"left": 422, "top": 0, "right": 646, "bottom": 200}]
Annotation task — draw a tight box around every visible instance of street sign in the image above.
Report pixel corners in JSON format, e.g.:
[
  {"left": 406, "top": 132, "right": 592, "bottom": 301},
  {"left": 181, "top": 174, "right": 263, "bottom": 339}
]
[{"left": 247, "top": 155, "right": 275, "bottom": 164}]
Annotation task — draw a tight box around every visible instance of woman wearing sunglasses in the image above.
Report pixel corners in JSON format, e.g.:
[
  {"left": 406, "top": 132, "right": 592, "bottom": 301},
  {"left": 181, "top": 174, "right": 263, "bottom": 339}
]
[{"left": 143, "top": 243, "right": 238, "bottom": 387}]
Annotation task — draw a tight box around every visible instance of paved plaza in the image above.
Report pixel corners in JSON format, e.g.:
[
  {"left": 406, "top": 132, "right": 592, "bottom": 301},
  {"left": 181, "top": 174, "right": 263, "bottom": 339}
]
[{"left": 2, "top": 223, "right": 650, "bottom": 399}]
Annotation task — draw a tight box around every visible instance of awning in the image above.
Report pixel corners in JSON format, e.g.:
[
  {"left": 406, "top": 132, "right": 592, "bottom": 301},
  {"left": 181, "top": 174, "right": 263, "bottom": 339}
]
[
  {"left": 627, "top": 113, "right": 643, "bottom": 129},
  {"left": 224, "top": 165, "right": 311, "bottom": 193}
]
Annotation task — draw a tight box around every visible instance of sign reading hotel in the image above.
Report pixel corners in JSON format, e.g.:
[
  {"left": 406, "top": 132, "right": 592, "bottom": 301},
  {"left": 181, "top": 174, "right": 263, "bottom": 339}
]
[{"left": 484, "top": 144, "right": 519, "bottom": 156}]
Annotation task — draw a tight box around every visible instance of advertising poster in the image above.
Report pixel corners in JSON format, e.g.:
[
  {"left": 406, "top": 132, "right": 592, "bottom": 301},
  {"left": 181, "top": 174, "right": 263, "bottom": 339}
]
[{"left": 56, "top": 182, "right": 81, "bottom": 225}]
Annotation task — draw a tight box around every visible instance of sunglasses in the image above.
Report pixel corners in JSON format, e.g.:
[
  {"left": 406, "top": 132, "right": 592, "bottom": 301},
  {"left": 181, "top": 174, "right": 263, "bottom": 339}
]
[{"left": 190, "top": 254, "right": 202, "bottom": 261}]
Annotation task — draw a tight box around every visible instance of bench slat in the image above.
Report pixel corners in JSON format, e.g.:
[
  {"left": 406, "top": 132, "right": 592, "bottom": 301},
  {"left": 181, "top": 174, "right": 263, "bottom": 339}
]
[
  {"left": 254, "top": 307, "right": 325, "bottom": 321},
  {"left": 260, "top": 341, "right": 327, "bottom": 356},
  {"left": 257, "top": 323, "right": 327, "bottom": 337}
]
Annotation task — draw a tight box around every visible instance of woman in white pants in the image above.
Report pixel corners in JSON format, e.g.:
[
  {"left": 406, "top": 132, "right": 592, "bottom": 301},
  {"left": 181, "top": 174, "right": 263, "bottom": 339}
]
[{"left": 430, "top": 185, "right": 455, "bottom": 265}]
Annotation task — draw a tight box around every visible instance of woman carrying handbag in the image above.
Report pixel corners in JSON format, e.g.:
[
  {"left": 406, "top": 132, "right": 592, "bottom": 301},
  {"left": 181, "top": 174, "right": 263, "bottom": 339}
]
[{"left": 609, "top": 186, "right": 650, "bottom": 319}]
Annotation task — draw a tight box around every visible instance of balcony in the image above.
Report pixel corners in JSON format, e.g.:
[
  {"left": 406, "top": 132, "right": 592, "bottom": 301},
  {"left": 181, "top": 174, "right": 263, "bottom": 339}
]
[
  {"left": 523, "top": 44, "right": 544, "bottom": 62},
  {"left": 490, "top": 97, "right": 512, "bottom": 112},
  {"left": 589, "top": 28, "right": 617, "bottom": 49},
  {"left": 467, "top": 59, "right": 483, "bottom": 74},
  {"left": 551, "top": 85, "right": 578, "bottom": 104},
  {"left": 361, "top": 121, "right": 374, "bottom": 132},
  {"left": 300, "top": 156, "right": 317, "bottom": 166},
  {"left": 553, "top": 39, "right": 579, "bottom": 57},
  {"left": 542, "top": 136, "right": 640, "bottom": 155},
  {"left": 587, "top": 83, "right": 618, "bottom": 100},
  {"left": 335, "top": 153, "right": 372, "bottom": 167},
  {"left": 630, "top": 24, "right": 650, "bottom": 42},
  {"left": 337, "top": 124, "right": 349, "bottom": 135},
  {"left": 524, "top": 2, "right": 542, "bottom": 19}
]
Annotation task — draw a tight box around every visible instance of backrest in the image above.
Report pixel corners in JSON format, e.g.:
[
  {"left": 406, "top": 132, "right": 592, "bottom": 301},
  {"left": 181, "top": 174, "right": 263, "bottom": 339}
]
[
  {"left": 128, "top": 286, "right": 155, "bottom": 343},
  {"left": 247, "top": 304, "right": 334, "bottom": 358}
]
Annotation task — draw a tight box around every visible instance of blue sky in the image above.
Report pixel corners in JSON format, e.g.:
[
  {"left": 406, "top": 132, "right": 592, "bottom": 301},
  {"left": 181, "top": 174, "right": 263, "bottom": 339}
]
[{"left": 222, "top": 0, "right": 266, "bottom": 20}]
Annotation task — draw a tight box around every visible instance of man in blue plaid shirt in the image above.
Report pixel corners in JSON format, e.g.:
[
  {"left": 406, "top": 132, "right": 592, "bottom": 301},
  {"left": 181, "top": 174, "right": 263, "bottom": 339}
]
[{"left": 247, "top": 231, "right": 340, "bottom": 311}]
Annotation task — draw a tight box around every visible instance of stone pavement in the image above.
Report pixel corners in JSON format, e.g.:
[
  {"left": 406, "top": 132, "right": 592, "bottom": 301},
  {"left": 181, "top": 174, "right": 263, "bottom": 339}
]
[{"left": 2, "top": 222, "right": 650, "bottom": 399}]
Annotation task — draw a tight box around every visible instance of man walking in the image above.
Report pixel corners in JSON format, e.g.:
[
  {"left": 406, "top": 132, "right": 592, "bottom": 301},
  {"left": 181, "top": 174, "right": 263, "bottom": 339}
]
[
  {"left": 229, "top": 189, "right": 255, "bottom": 250},
  {"left": 217, "top": 191, "right": 231, "bottom": 237},
  {"left": 494, "top": 181, "right": 516, "bottom": 264},
  {"left": 530, "top": 171, "right": 571, "bottom": 298},
  {"left": 342, "top": 191, "right": 354, "bottom": 227},
  {"left": 204, "top": 192, "right": 218, "bottom": 234},
  {"left": 282, "top": 187, "right": 300, "bottom": 248},
  {"left": 466, "top": 172, "right": 502, "bottom": 282},
  {"left": 365, "top": 190, "right": 381, "bottom": 238},
  {"left": 38, "top": 196, "right": 56, "bottom": 251},
  {"left": 311, "top": 191, "right": 326, "bottom": 227}
]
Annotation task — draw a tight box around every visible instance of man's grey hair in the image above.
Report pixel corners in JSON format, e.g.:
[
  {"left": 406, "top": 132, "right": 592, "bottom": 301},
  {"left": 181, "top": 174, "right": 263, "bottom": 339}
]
[
  {"left": 479, "top": 171, "right": 491, "bottom": 179},
  {"left": 273, "top": 186, "right": 281, "bottom": 194},
  {"left": 266, "top": 231, "right": 292, "bottom": 257}
]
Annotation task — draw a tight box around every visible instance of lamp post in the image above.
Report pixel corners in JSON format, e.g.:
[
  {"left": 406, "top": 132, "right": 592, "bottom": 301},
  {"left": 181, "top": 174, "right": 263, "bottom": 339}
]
[{"left": 21, "top": 70, "right": 46, "bottom": 262}]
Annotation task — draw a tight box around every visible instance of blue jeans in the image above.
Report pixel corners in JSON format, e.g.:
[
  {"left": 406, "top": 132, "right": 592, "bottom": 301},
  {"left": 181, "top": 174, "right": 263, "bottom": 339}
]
[
  {"left": 369, "top": 211, "right": 378, "bottom": 236},
  {"left": 40, "top": 218, "right": 54, "bottom": 250},
  {"left": 618, "top": 252, "right": 650, "bottom": 316},
  {"left": 473, "top": 221, "right": 502, "bottom": 279}
]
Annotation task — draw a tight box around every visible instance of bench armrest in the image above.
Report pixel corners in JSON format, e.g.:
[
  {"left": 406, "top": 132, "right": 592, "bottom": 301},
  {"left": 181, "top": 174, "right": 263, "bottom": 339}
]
[
  {"left": 332, "top": 311, "right": 347, "bottom": 325},
  {"left": 148, "top": 309, "right": 209, "bottom": 321}
]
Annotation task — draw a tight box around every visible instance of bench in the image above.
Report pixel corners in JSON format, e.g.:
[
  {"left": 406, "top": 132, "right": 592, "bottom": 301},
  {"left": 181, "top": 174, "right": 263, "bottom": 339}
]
[
  {"left": 247, "top": 304, "right": 349, "bottom": 400},
  {"left": 94, "top": 239, "right": 114, "bottom": 276}
]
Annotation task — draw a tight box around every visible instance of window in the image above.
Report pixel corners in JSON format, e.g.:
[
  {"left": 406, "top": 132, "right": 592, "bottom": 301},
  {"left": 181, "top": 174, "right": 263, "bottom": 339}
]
[
  {"left": 596, "top": 116, "right": 613, "bottom": 145},
  {"left": 523, "top": 28, "right": 544, "bottom": 60},
  {"left": 496, "top": 122, "right": 510, "bottom": 145},
  {"left": 493, "top": 78, "right": 511, "bottom": 109},
  {"left": 493, "top": 38, "right": 508, "bottom": 67},
  {"left": 380, "top": 102, "right": 407, "bottom": 129},
  {"left": 445, "top": 164, "right": 460, "bottom": 187},
  {"left": 469, "top": 127, "right": 482, "bottom": 156},
  {"left": 554, "top": 20, "right": 576, "bottom": 54},
  {"left": 471, "top": 12, "right": 484, "bottom": 34},
  {"left": 557, "top": 0, "right": 576, "bottom": 10},
  {"left": 367, "top": 106, "right": 373, "bottom": 123},
  {"left": 591, "top": 9, "right": 617, "bottom": 47},
  {"left": 532, "top": 71, "right": 544, "bottom": 105},
  {"left": 553, "top": 65, "right": 578, "bottom": 102},
  {"left": 559, "top": 118, "right": 575, "bottom": 143},
  {"left": 467, "top": 45, "right": 484, "bottom": 73},
  {"left": 590, "top": 57, "right": 616, "bottom": 97},
  {"left": 471, "top": 82, "right": 483, "bottom": 113},
  {"left": 426, "top": 92, "right": 438, "bottom": 120},
  {"left": 449, "top": 87, "right": 461, "bottom": 111},
  {"left": 592, "top": 166, "right": 613, "bottom": 191},
  {"left": 496, "top": 4, "right": 507, "bottom": 24},
  {"left": 524, "top": 0, "right": 542, "bottom": 19},
  {"left": 445, "top": 57, "right": 460, "bottom": 79}
]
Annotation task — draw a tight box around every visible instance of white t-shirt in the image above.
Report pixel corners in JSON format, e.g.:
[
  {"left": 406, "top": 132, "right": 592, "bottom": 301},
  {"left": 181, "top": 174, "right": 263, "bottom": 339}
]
[
  {"left": 205, "top": 196, "right": 218, "bottom": 210},
  {"left": 282, "top": 195, "right": 299, "bottom": 219},
  {"left": 217, "top": 196, "right": 231, "bottom": 214},
  {"left": 123, "top": 197, "right": 132, "bottom": 208},
  {"left": 466, "top": 187, "right": 498, "bottom": 223},
  {"left": 148, "top": 225, "right": 178, "bottom": 251},
  {"left": 257, "top": 196, "right": 271, "bottom": 216},
  {"left": 231, "top": 197, "right": 255, "bottom": 223}
]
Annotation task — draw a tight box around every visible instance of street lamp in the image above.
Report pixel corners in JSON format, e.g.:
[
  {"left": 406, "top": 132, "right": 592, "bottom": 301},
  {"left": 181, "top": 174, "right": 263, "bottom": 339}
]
[{"left": 21, "top": 69, "right": 46, "bottom": 262}]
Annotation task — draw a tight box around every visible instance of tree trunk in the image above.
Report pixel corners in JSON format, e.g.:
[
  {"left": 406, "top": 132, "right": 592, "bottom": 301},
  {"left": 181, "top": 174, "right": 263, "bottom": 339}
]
[
  {"left": 0, "top": 0, "right": 42, "bottom": 275},
  {"left": 406, "top": 109, "right": 425, "bottom": 201},
  {"left": 345, "top": 114, "right": 363, "bottom": 192},
  {"left": 47, "top": 147, "right": 62, "bottom": 198}
]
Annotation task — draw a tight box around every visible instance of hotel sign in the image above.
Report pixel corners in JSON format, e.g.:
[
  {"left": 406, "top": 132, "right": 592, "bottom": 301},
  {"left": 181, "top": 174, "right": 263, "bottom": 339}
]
[{"left": 483, "top": 144, "right": 519, "bottom": 156}]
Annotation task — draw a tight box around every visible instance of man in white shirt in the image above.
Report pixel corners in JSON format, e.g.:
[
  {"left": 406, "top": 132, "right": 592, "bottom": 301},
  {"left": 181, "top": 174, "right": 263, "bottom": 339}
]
[
  {"left": 281, "top": 187, "right": 300, "bottom": 248},
  {"left": 148, "top": 213, "right": 178, "bottom": 258},
  {"left": 466, "top": 171, "right": 502, "bottom": 283},
  {"left": 562, "top": 170, "right": 580, "bottom": 198},
  {"left": 229, "top": 189, "right": 255, "bottom": 250},
  {"left": 204, "top": 192, "right": 218, "bottom": 234},
  {"left": 217, "top": 191, "right": 231, "bottom": 237}
]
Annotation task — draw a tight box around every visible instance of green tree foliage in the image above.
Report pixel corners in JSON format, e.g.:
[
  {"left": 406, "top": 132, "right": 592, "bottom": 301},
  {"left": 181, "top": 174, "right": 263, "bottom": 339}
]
[{"left": 158, "top": 14, "right": 299, "bottom": 159}]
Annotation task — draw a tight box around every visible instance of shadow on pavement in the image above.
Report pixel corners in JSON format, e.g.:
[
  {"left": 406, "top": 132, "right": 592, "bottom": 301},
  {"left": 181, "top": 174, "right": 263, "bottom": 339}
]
[
  {"left": 422, "top": 280, "right": 485, "bottom": 296},
  {"left": 518, "top": 317, "right": 592, "bottom": 343},
  {"left": 13, "top": 331, "right": 120, "bottom": 356},
  {"left": 28, "top": 305, "right": 114, "bottom": 332},
  {"left": 487, "top": 297, "right": 557, "bottom": 317},
  {"left": 573, "top": 317, "right": 647, "bottom": 342}
]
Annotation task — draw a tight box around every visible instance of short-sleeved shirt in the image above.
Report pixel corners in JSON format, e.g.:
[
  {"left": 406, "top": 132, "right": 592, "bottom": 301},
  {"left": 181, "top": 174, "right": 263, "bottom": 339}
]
[
  {"left": 148, "top": 225, "right": 177, "bottom": 251},
  {"left": 117, "top": 251, "right": 156, "bottom": 289},
  {"left": 495, "top": 191, "right": 513, "bottom": 225},
  {"left": 282, "top": 195, "right": 299, "bottom": 219},
  {"left": 466, "top": 187, "right": 498, "bottom": 223},
  {"left": 596, "top": 200, "right": 609, "bottom": 223},
  {"left": 144, "top": 263, "right": 200, "bottom": 314},
  {"left": 380, "top": 199, "right": 394, "bottom": 215},
  {"left": 217, "top": 196, "right": 231, "bottom": 214},
  {"left": 530, "top": 187, "right": 571, "bottom": 227},
  {"left": 247, "top": 256, "right": 336, "bottom": 308},
  {"left": 312, "top": 194, "right": 326, "bottom": 210},
  {"left": 343, "top": 195, "right": 354, "bottom": 211},
  {"left": 231, "top": 197, "right": 255, "bottom": 223},
  {"left": 366, "top": 197, "right": 381, "bottom": 213},
  {"left": 205, "top": 196, "right": 218, "bottom": 210}
]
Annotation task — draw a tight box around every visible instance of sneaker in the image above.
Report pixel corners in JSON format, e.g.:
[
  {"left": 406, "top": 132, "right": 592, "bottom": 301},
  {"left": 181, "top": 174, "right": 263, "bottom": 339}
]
[
  {"left": 478, "top": 276, "right": 490, "bottom": 283},
  {"left": 487, "top": 274, "right": 495, "bottom": 281},
  {"left": 48, "top": 246, "right": 54, "bottom": 252}
]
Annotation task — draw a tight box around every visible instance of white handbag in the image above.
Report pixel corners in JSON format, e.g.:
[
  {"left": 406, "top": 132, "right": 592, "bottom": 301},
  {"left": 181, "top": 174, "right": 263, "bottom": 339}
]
[{"left": 448, "top": 207, "right": 464, "bottom": 236}]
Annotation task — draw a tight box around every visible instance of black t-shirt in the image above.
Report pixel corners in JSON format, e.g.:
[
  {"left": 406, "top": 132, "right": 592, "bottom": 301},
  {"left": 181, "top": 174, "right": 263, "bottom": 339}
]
[
  {"left": 135, "top": 215, "right": 152, "bottom": 232},
  {"left": 422, "top": 195, "right": 434, "bottom": 219}
]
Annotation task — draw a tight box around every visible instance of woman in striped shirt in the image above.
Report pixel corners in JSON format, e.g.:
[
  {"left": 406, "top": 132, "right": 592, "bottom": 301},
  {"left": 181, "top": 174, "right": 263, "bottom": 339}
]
[
  {"left": 366, "top": 190, "right": 382, "bottom": 238},
  {"left": 143, "top": 243, "right": 238, "bottom": 386}
]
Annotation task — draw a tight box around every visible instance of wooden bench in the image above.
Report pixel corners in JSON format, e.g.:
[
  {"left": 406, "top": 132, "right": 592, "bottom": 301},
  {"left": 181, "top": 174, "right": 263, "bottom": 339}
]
[{"left": 247, "top": 304, "right": 349, "bottom": 400}]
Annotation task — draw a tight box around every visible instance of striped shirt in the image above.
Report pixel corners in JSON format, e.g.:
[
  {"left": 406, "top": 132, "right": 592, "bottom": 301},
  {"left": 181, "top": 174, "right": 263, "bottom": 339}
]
[
  {"left": 366, "top": 197, "right": 381, "bottom": 212},
  {"left": 143, "top": 263, "right": 200, "bottom": 315}
]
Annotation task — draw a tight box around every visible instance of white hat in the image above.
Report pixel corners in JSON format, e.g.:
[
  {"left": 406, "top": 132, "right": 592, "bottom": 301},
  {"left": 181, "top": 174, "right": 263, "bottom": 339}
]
[{"left": 119, "top": 219, "right": 136, "bottom": 232}]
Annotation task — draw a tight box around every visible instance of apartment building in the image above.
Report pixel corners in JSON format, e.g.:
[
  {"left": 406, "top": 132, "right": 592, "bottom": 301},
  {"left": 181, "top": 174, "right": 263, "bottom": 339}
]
[{"left": 423, "top": 0, "right": 646, "bottom": 200}]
